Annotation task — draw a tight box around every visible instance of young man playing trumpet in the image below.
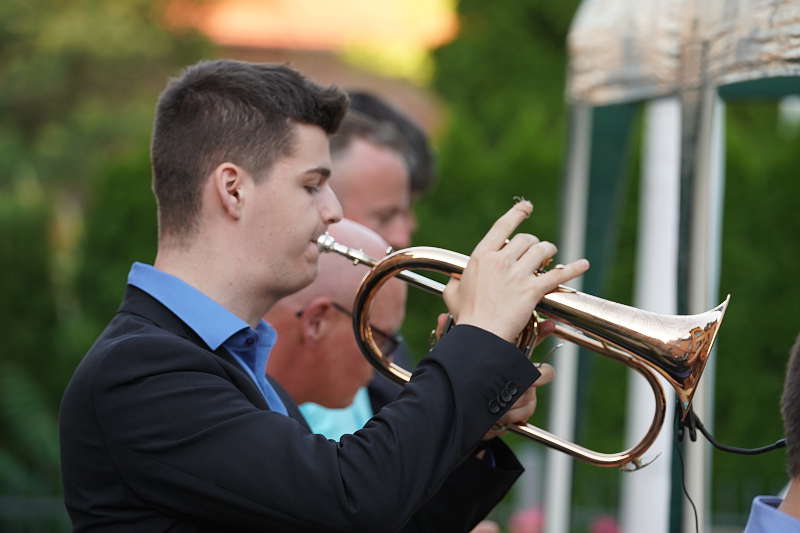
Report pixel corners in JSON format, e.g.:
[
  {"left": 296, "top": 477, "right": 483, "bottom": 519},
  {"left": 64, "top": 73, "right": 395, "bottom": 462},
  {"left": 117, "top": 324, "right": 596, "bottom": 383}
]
[{"left": 59, "top": 58, "right": 589, "bottom": 532}]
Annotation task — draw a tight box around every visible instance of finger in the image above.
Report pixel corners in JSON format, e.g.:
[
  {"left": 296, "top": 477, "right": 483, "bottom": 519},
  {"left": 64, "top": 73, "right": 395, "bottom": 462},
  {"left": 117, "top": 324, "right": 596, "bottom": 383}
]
[
  {"left": 498, "top": 386, "right": 536, "bottom": 419},
  {"left": 472, "top": 201, "right": 533, "bottom": 254},
  {"left": 501, "top": 389, "right": 538, "bottom": 422},
  {"left": 534, "top": 319, "right": 556, "bottom": 345},
  {"left": 434, "top": 313, "right": 451, "bottom": 338},
  {"left": 516, "top": 241, "right": 558, "bottom": 273},
  {"left": 442, "top": 277, "right": 460, "bottom": 313},
  {"left": 532, "top": 362, "right": 555, "bottom": 386},
  {"left": 470, "top": 520, "right": 501, "bottom": 533},
  {"left": 501, "top": 233, "right": 540, "bottom": 260},
  {"left": 534, "top": 259, "right": 590, "bottom": 292}
]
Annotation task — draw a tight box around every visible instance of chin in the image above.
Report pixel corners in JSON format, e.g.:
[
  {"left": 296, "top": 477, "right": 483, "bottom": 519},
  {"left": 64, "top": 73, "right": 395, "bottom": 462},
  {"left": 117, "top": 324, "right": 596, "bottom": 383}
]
[
  {"left": 328, "top": 398, "right": 353, "bottom": 410},
  {"left": 288, "top": 265, "right": 318, "bottom": 294}
]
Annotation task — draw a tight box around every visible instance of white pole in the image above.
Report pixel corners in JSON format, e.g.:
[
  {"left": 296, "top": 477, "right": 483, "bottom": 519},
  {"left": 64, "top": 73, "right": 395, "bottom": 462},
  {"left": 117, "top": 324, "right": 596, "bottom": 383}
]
[
  {"left": 620, "top": 96, "right": 681, "bottom": 533},
  {"left": 682, "top": 92, "right": 725, "bottom": 533},
  {"left": 544, "top": 104, "right": 591, "bottom": 533}
]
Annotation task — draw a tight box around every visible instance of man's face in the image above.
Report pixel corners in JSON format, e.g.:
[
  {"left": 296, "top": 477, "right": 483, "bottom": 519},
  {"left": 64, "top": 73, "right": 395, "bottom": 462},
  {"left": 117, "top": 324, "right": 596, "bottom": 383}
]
[
  {"left": 332, "top": 139, "right": 415, "bottom": 250},
  {"left": 245, "top": 123, "right": 342, "bottom": 297},
  {"left": 323, "top": 282, "right": 406, "bottom": 408}
]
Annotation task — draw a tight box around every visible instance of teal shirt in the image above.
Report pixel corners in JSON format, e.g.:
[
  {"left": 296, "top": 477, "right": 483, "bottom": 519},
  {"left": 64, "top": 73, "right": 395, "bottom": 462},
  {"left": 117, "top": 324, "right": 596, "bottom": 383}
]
[{"left": 300, "top": 387, "right": 373, "bottom": 441}]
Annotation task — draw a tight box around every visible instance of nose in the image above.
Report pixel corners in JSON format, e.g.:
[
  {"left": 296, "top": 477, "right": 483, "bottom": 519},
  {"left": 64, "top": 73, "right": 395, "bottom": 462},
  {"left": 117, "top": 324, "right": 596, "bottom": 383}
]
[
  {"left": 384, "top": 212, "right": 414, "bottom": 250},
  {"left": 408, "top": 211, "right": 418, "bottom": 236},
  {"left": 319, "top": 184, "right": 343, "bottom": 225}
]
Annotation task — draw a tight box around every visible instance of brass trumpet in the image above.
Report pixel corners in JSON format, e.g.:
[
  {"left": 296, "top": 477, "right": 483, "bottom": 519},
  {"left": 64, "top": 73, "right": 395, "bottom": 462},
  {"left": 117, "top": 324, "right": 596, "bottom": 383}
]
[{"left": 317, "top": 234, "right": 729, "bottom": 470}]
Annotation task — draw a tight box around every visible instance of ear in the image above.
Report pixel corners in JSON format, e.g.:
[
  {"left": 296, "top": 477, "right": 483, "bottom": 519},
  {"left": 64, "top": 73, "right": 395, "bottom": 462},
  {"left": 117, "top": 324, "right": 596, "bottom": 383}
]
[
  {"left": 298, "top": 297, "right": 335, "bottom": 344},
  {"left": 212, "top": 162, "right": 250, "bottom": 220}
]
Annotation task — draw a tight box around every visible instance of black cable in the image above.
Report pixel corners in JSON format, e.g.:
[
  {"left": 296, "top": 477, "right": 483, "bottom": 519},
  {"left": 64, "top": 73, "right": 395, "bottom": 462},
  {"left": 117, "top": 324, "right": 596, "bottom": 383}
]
[
  {"left": 674, "top": 438, "right": 700, "bottom": 533},
  {"left": 672, "top": 404, "right": 784, "bottom": 533},
  {"left": 682, "top": 406, "right": 786, "bottom": 455}
]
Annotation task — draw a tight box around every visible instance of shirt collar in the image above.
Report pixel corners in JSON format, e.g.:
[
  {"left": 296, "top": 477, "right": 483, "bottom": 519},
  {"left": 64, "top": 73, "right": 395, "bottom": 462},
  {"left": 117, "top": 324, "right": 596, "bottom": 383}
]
[
  {"left": 127, "top": 262, "right": 275, "bottom": 350},
  {"left": 745, "top": 495, "right": 800, "bottom": 532}
]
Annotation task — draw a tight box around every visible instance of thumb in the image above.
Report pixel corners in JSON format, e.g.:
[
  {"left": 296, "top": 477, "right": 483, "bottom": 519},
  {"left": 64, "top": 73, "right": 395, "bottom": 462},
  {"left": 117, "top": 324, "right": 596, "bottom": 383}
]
[{"left": 443, "top": 277, "right": 461, "bottom": 317}]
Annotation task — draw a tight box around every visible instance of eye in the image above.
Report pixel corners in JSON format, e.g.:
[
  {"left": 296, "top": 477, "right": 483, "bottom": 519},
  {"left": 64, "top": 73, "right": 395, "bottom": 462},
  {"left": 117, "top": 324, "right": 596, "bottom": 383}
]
[
  {"left": 304, "top": 185, "right": 321, "bottom": 194},
  {"left": 375, "top": 211, "right": 396, "bottom": 226}
]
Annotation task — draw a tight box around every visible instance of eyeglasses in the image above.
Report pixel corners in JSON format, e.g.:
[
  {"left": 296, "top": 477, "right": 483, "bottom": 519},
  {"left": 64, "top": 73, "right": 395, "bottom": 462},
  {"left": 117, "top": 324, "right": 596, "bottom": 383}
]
[{"left": 296, "top": 302, "right": 403, "bottom": 357}]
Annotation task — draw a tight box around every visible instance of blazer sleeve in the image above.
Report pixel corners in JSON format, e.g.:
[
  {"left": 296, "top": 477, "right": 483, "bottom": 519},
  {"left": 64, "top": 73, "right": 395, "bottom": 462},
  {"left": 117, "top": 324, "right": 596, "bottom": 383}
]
[
  {"left": 403, "top": 438, "right": 523, "bottom": 532},
  {"left": 90, "top": 324, "right": 538, "bottom": 532},
  {"left": 366, "top": 345, "right": 525, "bottom": 533}
]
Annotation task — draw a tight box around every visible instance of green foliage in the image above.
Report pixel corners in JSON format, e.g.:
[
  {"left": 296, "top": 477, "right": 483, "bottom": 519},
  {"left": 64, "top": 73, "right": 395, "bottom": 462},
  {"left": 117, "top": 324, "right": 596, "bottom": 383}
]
[
  {"left": 0, "top": 186, "right": 67, "bottom": 530},
  {"left": 0, "top": 185, "right": 56, "bottom": 370},
  {"left": 75, "top": 152, "right": 158, "bottom": 332},
  {"left": 711, "top": 100, "right": 800, "bottom": 522},
  {"left": 0, "top": 2, "right": 210, "bottom": 529},
  {"left": 406, "top": 2, "right": 580, "bottom": 360},
  {"left": 0, "top": 0, "right": 211, "bottom": 189},
  {"left": 426, "top": 1, "right": 800, "bottom": 530}
]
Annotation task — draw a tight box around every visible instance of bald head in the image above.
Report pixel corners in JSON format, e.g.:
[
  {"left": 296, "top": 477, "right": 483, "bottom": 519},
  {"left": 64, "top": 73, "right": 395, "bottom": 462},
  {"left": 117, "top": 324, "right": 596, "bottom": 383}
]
[
  {"left": 276, "top": 219, "right": 400, "bottom": 313},
  {"left": 266, "top": 219, "right": 406, "bottom": 407}
]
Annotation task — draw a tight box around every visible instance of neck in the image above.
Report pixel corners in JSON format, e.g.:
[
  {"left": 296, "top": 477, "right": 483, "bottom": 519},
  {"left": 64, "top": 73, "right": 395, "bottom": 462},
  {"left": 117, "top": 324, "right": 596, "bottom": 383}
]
[
  {"left": 779, "top": 477, "right": 800, "bottom": 519},
  {"left": 266, "top": 345, "right": 317, "bottom": 405},
  {"left": 154, "top": 241, "right": 281, "bottom": 328}
]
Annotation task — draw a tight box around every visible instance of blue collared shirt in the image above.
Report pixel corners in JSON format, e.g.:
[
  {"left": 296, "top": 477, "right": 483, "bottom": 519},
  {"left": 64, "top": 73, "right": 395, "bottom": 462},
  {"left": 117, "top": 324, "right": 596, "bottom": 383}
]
[
  {"left": 128, "top": 262, "right": 287, "bottom": 415},
  {"left": 744, "top": 495, "right": 800, "bottom": 532}
]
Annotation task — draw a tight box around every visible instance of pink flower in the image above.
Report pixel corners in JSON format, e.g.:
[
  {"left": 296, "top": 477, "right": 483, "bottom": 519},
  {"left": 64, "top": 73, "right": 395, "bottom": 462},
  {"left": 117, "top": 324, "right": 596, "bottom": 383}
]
[{"left": 509, "top": 507, "right": 544, "bottom": 533}]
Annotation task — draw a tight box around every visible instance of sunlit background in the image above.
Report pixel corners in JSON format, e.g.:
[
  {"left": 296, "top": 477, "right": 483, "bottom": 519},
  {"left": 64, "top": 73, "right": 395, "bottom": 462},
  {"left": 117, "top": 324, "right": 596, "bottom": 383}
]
[{"left": 1, "top": 1, "right": 799, "bottom": 532}]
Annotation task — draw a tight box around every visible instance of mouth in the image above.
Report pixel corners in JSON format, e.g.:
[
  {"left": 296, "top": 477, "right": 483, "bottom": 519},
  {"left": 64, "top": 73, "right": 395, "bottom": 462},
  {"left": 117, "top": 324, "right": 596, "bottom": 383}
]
[
  {"left": 307, "top": 232, "right": 326, "bottom": 259},
  {"left": 311, "top": 230, "right": 329, "bottom": 250}
]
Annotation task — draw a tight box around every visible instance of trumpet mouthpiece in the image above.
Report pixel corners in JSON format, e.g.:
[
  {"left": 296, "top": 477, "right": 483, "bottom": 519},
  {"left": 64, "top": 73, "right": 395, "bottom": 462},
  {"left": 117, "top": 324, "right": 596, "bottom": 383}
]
[{"left": 316, "top": 232, "right": 336, "bottom": 252}]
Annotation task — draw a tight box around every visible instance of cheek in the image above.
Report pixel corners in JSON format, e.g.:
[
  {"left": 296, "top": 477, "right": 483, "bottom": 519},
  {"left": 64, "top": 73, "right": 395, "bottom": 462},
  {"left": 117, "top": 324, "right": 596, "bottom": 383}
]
[{"left": 342, "top": 343, "right": 370, "bottom": 381}]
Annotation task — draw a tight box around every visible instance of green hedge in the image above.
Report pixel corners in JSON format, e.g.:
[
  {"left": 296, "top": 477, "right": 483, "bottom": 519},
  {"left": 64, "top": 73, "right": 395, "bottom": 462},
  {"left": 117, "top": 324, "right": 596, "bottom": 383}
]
[{"left": 415, "top": 2, "right": 800, "bottom": 530}]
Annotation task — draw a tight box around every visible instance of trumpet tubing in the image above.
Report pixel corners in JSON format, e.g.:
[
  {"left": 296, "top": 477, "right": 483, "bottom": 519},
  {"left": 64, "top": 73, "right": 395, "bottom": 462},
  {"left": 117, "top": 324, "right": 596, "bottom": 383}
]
[{"left": 317, "top": 234, "right": 729, "bottom": 470}]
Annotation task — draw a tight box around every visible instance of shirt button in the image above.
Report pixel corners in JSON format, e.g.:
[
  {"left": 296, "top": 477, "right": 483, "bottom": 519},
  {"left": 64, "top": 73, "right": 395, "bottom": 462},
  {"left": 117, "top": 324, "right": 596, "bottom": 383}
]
[{"left": 488, "top": 399, "right": 501, "bottom": 415}]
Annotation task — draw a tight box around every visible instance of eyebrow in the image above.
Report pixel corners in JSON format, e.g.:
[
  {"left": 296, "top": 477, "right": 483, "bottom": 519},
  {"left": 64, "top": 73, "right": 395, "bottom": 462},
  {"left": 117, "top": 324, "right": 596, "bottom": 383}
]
[{"left": 304, "top": 166, "right": 331, "bottom": 179}]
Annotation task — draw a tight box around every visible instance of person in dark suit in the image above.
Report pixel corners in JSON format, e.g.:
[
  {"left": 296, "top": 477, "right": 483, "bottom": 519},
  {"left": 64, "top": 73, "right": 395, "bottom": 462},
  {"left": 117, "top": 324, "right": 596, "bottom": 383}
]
[{"left": 58, "top": 58, "right": 589, "bottom": 532}]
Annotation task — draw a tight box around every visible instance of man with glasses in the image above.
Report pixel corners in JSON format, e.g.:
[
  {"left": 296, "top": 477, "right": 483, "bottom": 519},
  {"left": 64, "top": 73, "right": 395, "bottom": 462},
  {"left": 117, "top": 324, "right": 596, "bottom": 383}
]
[
  {"left": 297, "top": 100, "right": 424, "bottom": 440},
  {"left": 265, "top": 219, "right": 406, "bottom": 434}
]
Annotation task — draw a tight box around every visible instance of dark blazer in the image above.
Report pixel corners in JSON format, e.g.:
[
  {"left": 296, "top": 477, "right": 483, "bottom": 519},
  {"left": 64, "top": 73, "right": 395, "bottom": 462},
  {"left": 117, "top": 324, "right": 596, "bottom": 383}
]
[{"left": 59, "top": 286, "right": 539, "bottom": 532}]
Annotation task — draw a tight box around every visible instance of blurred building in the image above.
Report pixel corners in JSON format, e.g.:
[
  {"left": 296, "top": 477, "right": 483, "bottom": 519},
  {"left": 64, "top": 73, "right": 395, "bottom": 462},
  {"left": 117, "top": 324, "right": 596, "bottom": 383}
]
[{"left": 166, "top": 0, "right": 456, "bottom": 132}]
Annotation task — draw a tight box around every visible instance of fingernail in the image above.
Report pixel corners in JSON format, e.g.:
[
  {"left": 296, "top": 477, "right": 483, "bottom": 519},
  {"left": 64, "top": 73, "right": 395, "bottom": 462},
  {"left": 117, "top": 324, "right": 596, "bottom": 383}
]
[{"left": 512, "top": 196, "right": 533, "bottom": 215}]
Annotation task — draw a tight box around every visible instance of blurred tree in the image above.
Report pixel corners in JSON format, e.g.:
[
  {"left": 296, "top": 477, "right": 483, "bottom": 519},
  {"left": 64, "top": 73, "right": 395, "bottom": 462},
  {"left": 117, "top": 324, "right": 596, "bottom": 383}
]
[
  {"left": 710, "top": 99, "right": 800, "bottom": 526},
  {"left": 75, "top": 151, "right": 157, "bottom": 333},
  {"left": 424, "top": 1, "right": 800, "bottom": 531},
  {"left": 0, "top": 181, "right": 67, "bottom": 531},
  {"left": 0, "top": 1, "right": 210, "bottom": 530},
  {"left": 407, "top": 1, "right": 580, "bottom": 356},
  {"left": 416, "top": 0, "right": 584, "bottom": 523},
  {"left": 0, "top": 0, "right": 209, "bottom": 190}
]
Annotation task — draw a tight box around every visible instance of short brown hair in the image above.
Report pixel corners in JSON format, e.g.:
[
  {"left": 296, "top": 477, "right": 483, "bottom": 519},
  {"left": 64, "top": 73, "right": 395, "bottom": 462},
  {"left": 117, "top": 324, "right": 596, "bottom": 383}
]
[
  {"left": 347, "top": 90, "right": 435, "bottom": 196},
  {"left": 329, "top": 111, "right": 408, "bottom": 166},
  {"left": 151, "top": 59, "right": 348, "bottom": 243},
  {"left": 782, "top": 334, "right": 800, "bottom": 477}
]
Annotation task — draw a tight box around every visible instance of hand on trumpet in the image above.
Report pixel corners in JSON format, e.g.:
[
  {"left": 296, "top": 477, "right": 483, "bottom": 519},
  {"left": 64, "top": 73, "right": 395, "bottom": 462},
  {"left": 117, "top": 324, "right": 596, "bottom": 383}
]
[
  {"left": 481, "top": 362, "right": 555, "bottom": 440},
  {"left": 442, "top": 200, "right": 590, "bottom": 344}
]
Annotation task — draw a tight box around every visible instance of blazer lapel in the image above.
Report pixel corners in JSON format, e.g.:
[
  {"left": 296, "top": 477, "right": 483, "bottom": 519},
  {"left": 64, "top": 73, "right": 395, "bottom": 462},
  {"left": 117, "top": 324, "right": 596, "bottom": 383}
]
[
  {"left": 119, "top": 285, "right": 269, "bottom": 411},
  {"left": 267, "top": 375, "right": 310, "bottom": 430}
]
